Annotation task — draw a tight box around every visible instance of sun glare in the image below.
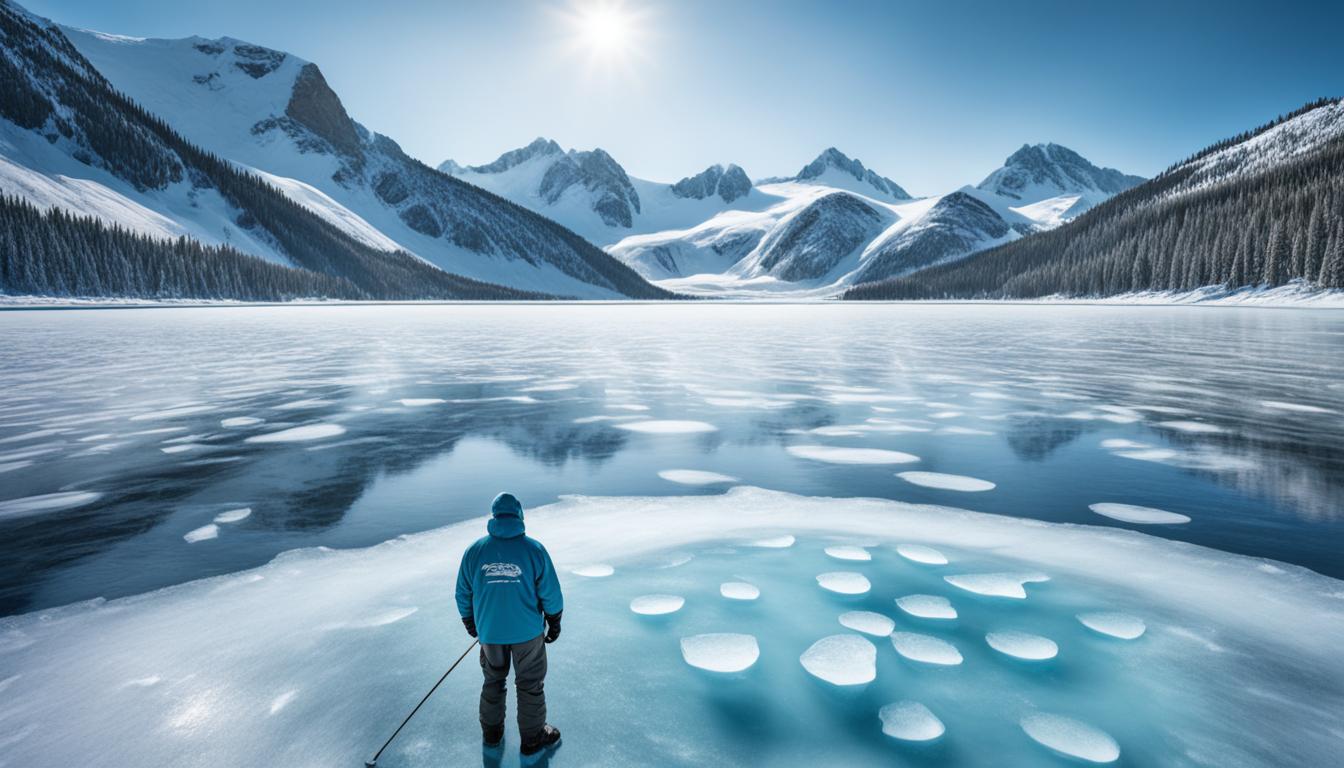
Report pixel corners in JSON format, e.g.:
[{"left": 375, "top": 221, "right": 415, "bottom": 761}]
[
  {"left": 579, "top": 6, "right": 630, "bottom": 55},
  {"left": 559, "top": 1, "right": 648, "bottom": 72}
]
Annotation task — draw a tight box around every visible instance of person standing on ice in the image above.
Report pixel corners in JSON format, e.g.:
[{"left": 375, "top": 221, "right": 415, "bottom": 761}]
[{"left": 456, "top": 493, "right": 564, "bottom": 756}]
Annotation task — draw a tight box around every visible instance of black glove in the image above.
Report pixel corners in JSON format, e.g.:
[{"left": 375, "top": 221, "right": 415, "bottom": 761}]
[
  {"left": 544, "top": 612, "right": 562, "bottom": 644},
  {"left": 462, "top": 615, "right": 477, "bottom": 638}
]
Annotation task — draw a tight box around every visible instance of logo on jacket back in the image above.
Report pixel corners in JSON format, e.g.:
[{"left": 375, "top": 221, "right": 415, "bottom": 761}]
[{"left": 482, "top": 562, "right": 522, "bottom": 578}]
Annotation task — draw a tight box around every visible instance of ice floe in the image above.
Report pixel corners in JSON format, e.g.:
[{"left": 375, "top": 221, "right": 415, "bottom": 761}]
[
  {"left": 1089, "top": 503, "right": 1191, "bottom": 525},
  {"left": 824, "top": 545, "right": 871, "bottom": 561},
  {"left": 1020, "top": 712, "right": 1120, "bottom": 763},
  {"left": 817, "top": 572, "right": 871, "bottom": 595},
  {"left": 897, "top": 471, "right": 995, "bottom": 492},
  {"left": 183, "top": 524, "right": 218, "bottom": 543},
  {"left": 895, "top": 594, "right": 957, "bottom": 620},
  {"left": 1077, "top": 612, "right": 1146, "bottom": 640},
  {"left": 720, "top": 582, "right": 760, "bottom": 601},
  {"left": 680, "top": 633, "right": 759, "bottom": 673},
  {"left": 895, "top": 544, "right": 948, "bottom": 565},
  {"left": 657, "top": 469, "right": 739, "bottom": 485},
  {"left": 748, "top": 535, "right": 795, "bottom": 548},
  {"left": 571, "top": 564, "right": 614, "bottom": 577},
  {"left": 878, "top": 701, "right": 945, "bottom": 742},
  {"left": 890, "top": 632, "right": 963, "bottom": 665},
  {"left": 0, "top": 491, "right": 102, "bottom": 520},
  {"left": 838, "top": 611, "right": 895, "bottom": 636},
  {"left": 944, "top": 572, "right": 1050, "bottom": 599},
  {"left": 615, "top": 420, "right": 717, "bottom": 434},
  {"left": 630, "top": 595, "right": 684, "bottom": 615},
  {"left": 244, "top": 424, "right": 346, "bottom": 444},
  {"left": 786, "top": 445, "right": 919, "bottom": 465},
  {"left": 800, "top": 635, "right": 877, "bottom": 685},
  {"left": 220, "top": 417, "right": 263, "bottom": 428},
  {"left": 986, "top": 631, "right": 1058, "bottom": 660},
  {"left": 213, "top": 508, "right": 252, "bottom": 524}
]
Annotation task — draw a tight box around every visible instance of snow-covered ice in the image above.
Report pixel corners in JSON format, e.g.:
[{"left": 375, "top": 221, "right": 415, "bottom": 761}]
[
  {"left": 896, "top": 543, "right": 949, "bottom": 565},
  {"left": 1089, "top": 503, "right": 1191, "bottom": 525},
  {"left": 680, "top": 633, "right": 759, "bottom": 673},
  {"left": 824, "top": 545, "right": 871, "bottom": 561},
  {"left": 1077, "top": 612, "right": 1147, "bottom": 640},
  {"left": 630, "top": 595, "right": 685, "bottom": 615},
  {"left": 890, "top": 632, "right": 964, "bottom": 665},
  {"left": 986, "top": 631, "right": 1059, "bottom": 660},
  {"left": 816, "top": 572, "right": 871, "bottom": 595},
  {"left": 220, "top": 417, "right": 263, "bottom": 428},
  {"left": 213, "top": 508, "right": 252, "bottom": 524},
  {"left": 895, "top": 594, "right": 957, "bottom": 620},
  {"left": 799, "top": 635, "right": 876, "bottom": 685},
  {"left": 657, "top": 469, "right": 739, "bottom": 485},
  {"left": 786, "top": 445, "right": 920, "bottom": 464},
  {"left": 944, "top": 572, "right": 1050, "bottom": 599},
  {"left": 1020, "top": 712, "right": 1121, "bottom": 763},
  {"left": 615, "top": 420, "right": 718, "bottom": 434},
  {"left": 878, "top": 701, "right": 945, "bottom": 742},
  {"left": 897, "top": 471, "right": 996, "bottom": 492},
  {"left": 244, "top": 424, "right": 346, "bottom": 443},
  {"left": 838, "top": 611, "right": 895, "bottom": 636},
  {"left": 747, "top": 535, "right": 796, "bottom": 548},
  {"left": 720, "top": 582, "right": 760, "bottom": 600},
  {"left": 183, "top": 524, "right": 218, "bottom": 543}
]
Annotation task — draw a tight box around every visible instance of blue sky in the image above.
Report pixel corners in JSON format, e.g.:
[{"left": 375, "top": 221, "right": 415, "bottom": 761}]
[{"left": 27, "top": 0, "right": 1344, "bottom": 194}]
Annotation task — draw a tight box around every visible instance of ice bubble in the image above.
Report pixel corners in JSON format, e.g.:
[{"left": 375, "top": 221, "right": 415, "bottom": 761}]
[
  {"left": 897, "top": 471, "right": 995, "bottom": 492},
  {"left": 220, "top": 417, "right": 263, "bottom": 428},
  {"left": 396, "top": 398, "right": 445, "bottom": 407},
  {"left": 839, "top": 611, "right": 895, "bottom": 636},
  {"left": 1089, "top": 503, "right": 1190, "bottom": 525},
  {"left": 245, "top": 424, "right": 346, "bottom": 443},
  {"left": 890, "top": 632, "right": 963, "bottom": 665},
  {"left": 630, "top": 595, "right": 684, "bottom": 615},
  {"left": 658, "top": 469, "right": 739, "bottom": 485},
  {"left": 879, "top": 701, "right": 945, "bottom": 742},
  {"left": 680, "top": 633, "right": 759, "bottom": 673},
  {"left": 720, "top": 582, "right": 760, "bottom": 600},
  {"left": 895, "top": 544, "right": 948, "bottom": 565},
  {"left": 0, "top": 491, "right": 102, "bottom": 520},
  {"left": 986, "top": 631, "right": 1058, "bottom": 660},
  {"left": 817, "top": 572, "right": 871, "bottom": 595},
  {"left": 213, "top": 508, "right": 252, "bottom": 524},
  {"left": 824, "top": 545, "right": 871, "bottom": 561},
  {"left": 615, "top": 420, "right": 718, "bottom": 434},
  {"left": 895, "top": 594, "right": 957, "bottom": 620},
  {"left": 800, "top": 635, "right": 877, "bottom": 685},
  {"left": 183, "top": 524, "right": 219, "bottom": 543},
  {"left": 786, "top": 445, "right": 920, "bottom": 465},
  {"left": 1020, "top": 712, "right": 1120, "bottom": 763},
  {"left": 1261, "top": 400, "right": 1334, "bottom": 414},
  {"left": 268, "top": 690, "right": 298, "bottom": 715},
  {"left": 944, "top": 572, "right": 1050, "bottom": 599},
  {"left": 1155, "top": 420, "right": 1224, "bottom": 434},
  {"left": 748, "top": 535, "right": 795, "bottom": 548},
  {"left": 571, "top": 564, "right": 614, "bottom": 577},
  {"left": 1077, "top": 612, "right": 1146, "bottom": 640}
]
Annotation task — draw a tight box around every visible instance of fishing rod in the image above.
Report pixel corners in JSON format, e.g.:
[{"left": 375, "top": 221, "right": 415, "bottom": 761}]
[{"left": 365, "top": 639, "right": 479, "bottom": 767}]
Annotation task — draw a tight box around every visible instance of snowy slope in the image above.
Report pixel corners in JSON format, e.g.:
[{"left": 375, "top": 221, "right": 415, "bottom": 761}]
[
  {"left": 62, "top": 27, "right": 668, "bottom": 299},
  {"left": 1176, "top": 99, "right": 1344, "bottom": 191}
]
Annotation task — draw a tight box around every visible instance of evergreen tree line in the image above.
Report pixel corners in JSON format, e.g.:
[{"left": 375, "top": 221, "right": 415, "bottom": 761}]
[{"left": 845, "top": 101, "right": 1344, "bottom": 301}]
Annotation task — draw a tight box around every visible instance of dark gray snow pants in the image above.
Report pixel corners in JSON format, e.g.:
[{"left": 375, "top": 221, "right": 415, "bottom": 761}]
[{"left": 479, "top": 633, "right": 547, "bottom": 741}]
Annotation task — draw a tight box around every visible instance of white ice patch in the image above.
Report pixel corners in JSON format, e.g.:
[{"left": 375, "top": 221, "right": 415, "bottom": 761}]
[
  {"left": 571, "top": 564, "right": 614, "bottom": 578},
  {"left": 928, "top": 411, "right": 963, "bottom": 419},
  {"left": 748, "top": 535, "right": 795, "bottom": 548},
  {"left": 657, "top": 469, "right": 739, "bottom": 485},
  {"left": 606, "top": 403, "right": 649, "bottom": 411},
  {"left": 274, "top": 399, "right": 333, "bottom": 411},
  {"left": 0, "top": 491, "right": 102, "bottom": 520},
  {"left": 897, "top": 471, "right": 995, "bottom": 492},
  {"left": 1260, "top": 400, "right": 1335, "bottom": 414},
  {"left": 838, "top": 611, "right": 895, "bottom": 636},
  {"left": 183, "top": 524, "right": 219, "bottom": 543},
  {"left": 816, "top": 572, "right": 871, "bottom": 595},
  {"left": 1089, "top": 503, "right": 1191, "bottom": 525},
  {"left": 824, "top": 545, "right": 871, "bottom": 561},
  {"left": 720, "top": 582, "right": 760, "bottom": 601},
  {"left": 630, "top": 595, "right": 684, "bottom": 615},
  {"left": 396, "top": 399, "right": 445, "bottom": 408},
  {"left": 1099, "top": 438, "right": 1150, "bottom": 450},
  {"left": 799, "top": 635, "right": 877, "bottom": 685},
  {"left": 1020, "top": 712, "right": 1120, "bottom": 763},
  {"left": 213, "top": 508, "right": 252, "bottom": 524},
  {"left": 571, "top": 415, "right": 639, "bottom": 424},
  {"left": 895, "top": 544, "right": 948, "bottom": 565},
  {"left": 890, "top": 632, "right": 963, "bottom": 665},
  {"left": 936, "top": 426, "right": 996, "bottom": 436},
  {"left": 1155, "top": 420, "right": 1224, "bottom": 434},
  {"left": 986, "top": 631, "right": 1058, "bottom": 660},
  {"left": 944, "top": 572, "right": 1050, "bottom": 599},
  {"left": 268, "top": 690, "right": 297, "bottom": 715},
  {"left": 245, "top": 424, "right": 346, "bottom": 444},
  {"left": 786, "top": 445, "right": 919, "bottom": 465},
  {"left": 895, "top": 594, "right": 957, "bottom": 620},
  {"left": 680, "top": 633, "right": 759, "bottom": 673},
  {"left": 879, "top": 701, "right": 945, "bottom": 742},
  {"left": 160, "top": 444, "right": 198, "bottom": 454},
  {"left": 517, "top": 383, "right": 577, "bottom": 393},
  {"left": 220, "top": 417, "right": 263, "bottom": 428},
  {"left": 615, "top": 420, "right": 718, "bottom": 434},
  {"left": 1077, "top": 612, "right": 1146, "bottom": 640}
]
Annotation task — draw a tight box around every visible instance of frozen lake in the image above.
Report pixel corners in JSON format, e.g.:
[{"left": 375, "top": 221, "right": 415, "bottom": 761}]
[
  {"left": 2, "top": 304, "right": 1342, "bottom": 613},
  {"left": 1, "top": 304, "right": 1343, "bottom": 768}
]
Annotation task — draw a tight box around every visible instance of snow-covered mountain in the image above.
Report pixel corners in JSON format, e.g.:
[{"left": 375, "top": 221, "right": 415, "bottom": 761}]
[
  {"left": 770, "top": 147, "right": 912, "bottom": 202},
  {"left": 976, "top": 143, "right": 1144, "bottom": 223},
  {"left": 57, "top": 25, "right": 668, "bottom": 299}
]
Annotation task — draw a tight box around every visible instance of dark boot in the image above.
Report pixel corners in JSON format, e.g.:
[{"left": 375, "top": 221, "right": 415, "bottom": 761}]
[
  {"left": 482, "top": 723, "right": 504, "bottom": 748},
  {"left": 520, "top": 723, "right": 560, "bottom": 755}
]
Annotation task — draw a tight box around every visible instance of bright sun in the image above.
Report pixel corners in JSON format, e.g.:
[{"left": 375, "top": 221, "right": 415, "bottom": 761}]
[
  {"left": 578, "top": 6, "right": 631, "bottom": 55},
  {"left": 559, "top": 1, "right": 647, "bottom": 70}
]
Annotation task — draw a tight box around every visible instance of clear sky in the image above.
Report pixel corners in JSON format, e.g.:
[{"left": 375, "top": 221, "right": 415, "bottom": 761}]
[{"left": 25, "top": 0, "right": 1344, "bottom": 195}]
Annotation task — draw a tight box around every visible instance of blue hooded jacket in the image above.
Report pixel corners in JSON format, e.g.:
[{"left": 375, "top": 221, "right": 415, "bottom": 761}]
[{"left": 456, "top": 493, "right": 564, "bottom": 645}]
